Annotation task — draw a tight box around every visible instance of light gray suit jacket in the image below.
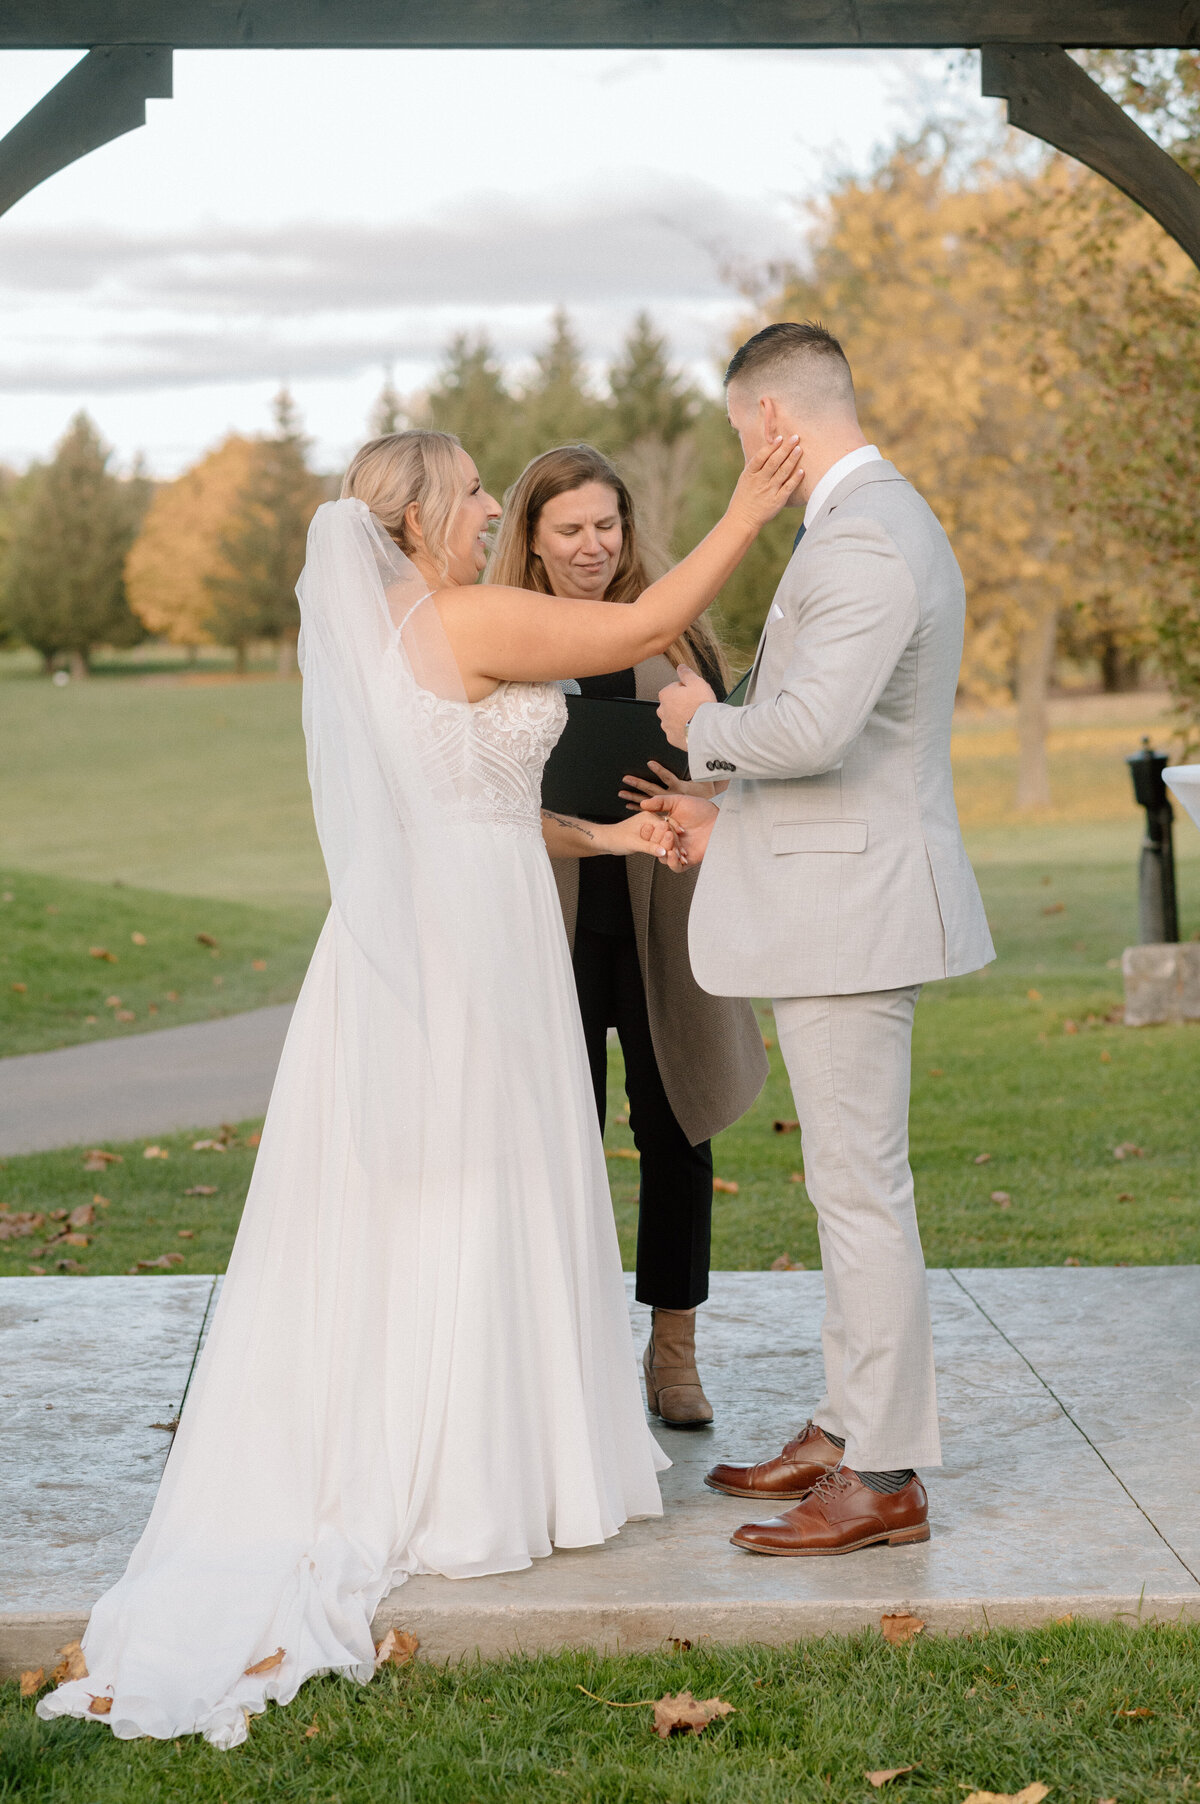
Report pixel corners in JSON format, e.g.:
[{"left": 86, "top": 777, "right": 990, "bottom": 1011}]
[{"left": 685, "top": 459, "right": 995, "bottom": 998}]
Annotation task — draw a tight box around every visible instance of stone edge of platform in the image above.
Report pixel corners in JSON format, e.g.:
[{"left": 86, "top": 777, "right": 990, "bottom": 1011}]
[{"left": 5, "top": 1596, "right": 1197, "bottom": 1680}]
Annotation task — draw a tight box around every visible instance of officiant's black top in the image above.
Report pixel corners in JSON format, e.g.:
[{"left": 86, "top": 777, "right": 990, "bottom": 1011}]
[{"left": 575, "top": 666, "right": 637, "bottom": 937}]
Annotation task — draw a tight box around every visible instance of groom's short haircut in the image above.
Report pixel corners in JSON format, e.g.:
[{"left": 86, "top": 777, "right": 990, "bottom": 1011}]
[{"left": 725, "top": 321, "right": 855, "bottom": 416}]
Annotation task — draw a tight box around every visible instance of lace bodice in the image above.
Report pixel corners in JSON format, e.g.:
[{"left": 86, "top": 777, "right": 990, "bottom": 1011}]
[{"left": 415, "top": 681, "right": 567, "bottom": 835}]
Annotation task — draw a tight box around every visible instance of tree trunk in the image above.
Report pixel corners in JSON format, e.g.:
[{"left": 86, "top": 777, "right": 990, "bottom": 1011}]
[
  {"left": 276, "top": 632, "right": 298, "bottom": 678},
  {"left": 68, "top": 647, "right": 90, "bottom": 680},
  {"left": 234, "top": 641, "right": 248, "bottom": 675},
  {"left": 41, "top": 650, "right": 57, "bottom": 676},
  {"left": 1015, "top": 600, "right": 1057, "bottom": 811}
]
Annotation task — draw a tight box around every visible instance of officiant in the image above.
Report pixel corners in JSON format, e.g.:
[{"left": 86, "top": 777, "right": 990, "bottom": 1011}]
[{"left": 489, "top": 444, "right": 767, "bottom": 1426}]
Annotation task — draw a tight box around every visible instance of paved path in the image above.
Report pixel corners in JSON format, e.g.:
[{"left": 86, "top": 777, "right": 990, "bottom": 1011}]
[
  {"left": 0, "top": 1007, "right": 294, "bottom": 1156},
  {"left": 2, "top": 1267, "right": 1196, "bottom": 1677}
]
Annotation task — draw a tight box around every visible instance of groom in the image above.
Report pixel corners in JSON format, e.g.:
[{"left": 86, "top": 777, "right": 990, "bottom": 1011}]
[{"left": 650, "top": 321, "right": 994, "bottom": 1555}]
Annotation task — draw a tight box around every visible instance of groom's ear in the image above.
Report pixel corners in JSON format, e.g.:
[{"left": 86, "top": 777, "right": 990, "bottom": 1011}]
[{"left": 759, "top": 394, "right": 778, "bottom": 442}]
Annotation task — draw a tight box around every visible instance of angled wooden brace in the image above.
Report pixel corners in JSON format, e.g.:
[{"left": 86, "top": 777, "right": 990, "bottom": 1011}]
[
  {"left": 981, "top": 43, "right": 1200, "bottom": 271},
  {"left": 0, "top": 44, "right": 172, "bottom": 219}
]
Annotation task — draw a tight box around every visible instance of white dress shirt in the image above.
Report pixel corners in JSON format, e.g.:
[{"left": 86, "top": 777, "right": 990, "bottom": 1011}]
[{"left": 803, "top": 444, "right": 883, "bottom": 529}]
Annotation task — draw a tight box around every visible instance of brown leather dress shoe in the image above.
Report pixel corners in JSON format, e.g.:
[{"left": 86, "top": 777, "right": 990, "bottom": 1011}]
[
  {"left": 730, "top": 1467, "right": 930, "bottom": 1556},
  {"left": 704, "top": 1420, "right": 844, "bottom": 1500}
]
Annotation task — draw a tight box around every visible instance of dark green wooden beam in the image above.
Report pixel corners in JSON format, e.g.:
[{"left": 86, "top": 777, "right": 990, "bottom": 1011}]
[
  {"left": 983, "top": 44, "right": 1200, "bottom": 270},
  {"left": 0, "top": 46, "right": 171, "bottom": 219},
  {"left": 0, "top": 1, "right": 1195, "bottom": 50}
]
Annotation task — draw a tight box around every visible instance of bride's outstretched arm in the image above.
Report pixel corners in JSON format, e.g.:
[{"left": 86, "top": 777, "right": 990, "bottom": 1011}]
[
  {"left": 438, "top": 438, "right": 803, "bottom": 690},
  {"left": 540, "top": 809, "right": 679, "bottom": 863}
]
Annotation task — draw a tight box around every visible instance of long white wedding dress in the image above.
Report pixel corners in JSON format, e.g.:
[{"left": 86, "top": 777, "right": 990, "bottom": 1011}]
[{"left": 39, "top": 500, "right": 667, "bottom": 1749}]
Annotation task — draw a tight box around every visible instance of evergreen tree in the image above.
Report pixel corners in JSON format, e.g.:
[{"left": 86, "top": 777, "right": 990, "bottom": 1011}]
[
  {"left": 607, "top": 312, "right": 698, "bottom": 450},
  {"left": 207, "top": 389, "right": 324, "bottom": 676},
  {"left": 370, "top": 368, "right": 404, "bottom": 437},
  {"left": 422, "top": 332, "right": 523, "bottom": 494},
  {"left": 1, "top": 413, "right": 145, "bottom": 675},
  {"left": 520, "top": 309, "right": 604, "bottom": 457}
]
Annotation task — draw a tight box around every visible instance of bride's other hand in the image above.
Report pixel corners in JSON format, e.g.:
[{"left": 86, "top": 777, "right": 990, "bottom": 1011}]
[
  {"left": 600, "top": 811, "right": 685, "bottom": 867},
  {"left": 726, "top": 435, "right": 805, "bottom": 534},
  {"left": 619, "top": 760, "right": 721, "bottom": 808},
  {"left": 637, "top": 792, "right": 719, "bottom": 870}
]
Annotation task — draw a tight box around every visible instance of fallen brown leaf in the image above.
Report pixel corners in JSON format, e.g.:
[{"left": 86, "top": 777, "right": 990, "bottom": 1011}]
[
  {"left": 93, "top": 1194, "right": 110, "bottom": 1207},
  {"left": 880, "top": 1613, "right": 925, "bottom": 1646},
  {"left": 252, "top": 958, "right": 267, "bottom": 971},
  {"left": 131, "top": 931, "right": 147, "bottom": 945},
  {"left": 606, "top": 1147, "right": 639, "bottom": 1161},
  {"left": 10, "top": 981, "right": 27, "bottom": 994},
  {"left": 68, "top": 1203, "right": 95, "bottom": 1230},
  {"left": 55, "top": 1258, "right": 86, "bottom": 1273},
  {"left": 770, "top": 1253, "right": 805, "bottom": 1271},
  {"left": 1119, "top": 1705, "right": 1154, "bottom": 1718},
  {"left": 712, "top": 1177, "right": 739, "bottom": 1194},
  {"left": 928, "top": 1067, "right": 944, "bottom": 1077},
  {"left": 143, "top": 1145, "right": 169, "bottom": 1160},
  {"left": 245, "top": 1131, "right": 261, "bottom": 1147},
  {"left": 88, "top": 1695, "right": 113, "bottom": 1715},
  {"left": 304, "top": 1716, "right": 320, "bottom": 1737},
  {"left": 19, "top": 1668, "right": 45, "bottom": 1697},
  {"left": 1026, "top": 988, "right": 1043, "bottom": 1001},
  {"left": 1063, "top": 1257, "right": 1081, "bottom": 1267},
  {"left": 243, "top": 1646, "right": 285, "bottom": 1676},
  {"left": 867, "top": 1766, "right": 916, "bottom": 1788},
  {"left": 48, "top": 1210, "right": 67, "bottom": 1221},
  {"left": 762, "top": 1035, "right": 774, "bottom": 1050},
  {"left": 196, "top": 932, "right": 220, "bottom": 948},
  {"left": 375, "top": 1629, "right": 419, "bottom": 1668},
  {"left": 177, "top": 1229, "right": 195, "bottom": 1239},
  {"left": 184, "top": 1184, "right": 218, "bottom": 1196},
  {"left": 1113, "top": 1142, "right": 1144, "bottom": 1160},
  {"left": 89, "top": 947, "right": 117, "bottom": 962},
  {"left": 1042, "top": 901, "right": 1066, "bottom": 914},
  {"left": 1062, "top": 1019, "right": 1079, "bottom": 1034},
  {"left": 974, "top": 1152, "right": 992, "bottom": 1164},
  {"left": 1100, "top": 1050, "right": 1112, "bottom": 1063},
  {"left": 131, "top": 1253, "right": 185, "bottom": 1271},
  {"left": 83, "top": 1150, "right": 122, "bottom": 1168},
  {"left": 150, "top": 1417, "right": 180, "bottom": 1433},
  {"left": 51, "top": 1641, "right": 87, "bottom": 1684},
  {"left": 651, "top": 1691, "right": 734, "bottom": 1739},
  {"left": 990, "top": 1191, "right": 1012, "bottom": 1208},
  {"left": 789, "top": 1170, "right": 805, "bottom": 1184},
  {"left": 59, "top": 1232, "right": 90, "bottom": 1248},
  {"left": 961, "top": 1787, "right": 1049, "bottom": 1804},
  {"left": 1117, "top": 1192, "right": 1135, "bottom": 1202},
  {"left": 27, "top": 1264, "right": 45, "bottom": 1274},
  {"left": 115, "top": 1010, "right": 136, "bottom": 1023},
  {"left": 164, "top": 989, "right": 179, "bottom": 1001},
  {"left": 104, "top": 995, "right": 121, "bottom": 1007},
  {"left": 772, "top": 1119, "right": 800, "bottom": 1134}
]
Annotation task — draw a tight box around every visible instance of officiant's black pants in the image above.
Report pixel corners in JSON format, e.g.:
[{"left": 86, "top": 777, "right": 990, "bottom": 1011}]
[{"left": 572, "top": 923, "right": 712, "bottom": 1310}]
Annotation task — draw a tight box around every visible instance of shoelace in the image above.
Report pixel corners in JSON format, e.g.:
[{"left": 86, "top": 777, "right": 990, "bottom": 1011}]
[{"left": 808, "top": 1467, "right": 854, "bottom": 1507}]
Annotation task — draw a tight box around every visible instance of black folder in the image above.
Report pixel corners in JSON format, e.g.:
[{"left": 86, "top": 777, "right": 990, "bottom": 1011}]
[{"left": 541, "top": 669, "right": 751, "bottom": 821}]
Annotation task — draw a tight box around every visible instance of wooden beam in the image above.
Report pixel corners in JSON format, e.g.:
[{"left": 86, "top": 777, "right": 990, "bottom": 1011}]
[
  {"left": 982, "top": 44, "right": 1200, "bottom": 271},
  {"left": 0, "top": 1, "right": 1195, "bottom": 51},
  {"left": 0, "top": 45, "right": 172, "bottom": 219}
]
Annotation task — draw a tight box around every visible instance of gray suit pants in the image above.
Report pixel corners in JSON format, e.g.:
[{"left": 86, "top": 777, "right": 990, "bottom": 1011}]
[{"left": 772, "top": 986, "right": 941, "bottom": 1471}]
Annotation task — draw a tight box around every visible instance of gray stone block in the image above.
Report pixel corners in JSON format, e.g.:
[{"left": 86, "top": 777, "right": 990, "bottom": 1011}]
[{"left": 1122, "top": 942, "right": 1200, "bottom": 1026}]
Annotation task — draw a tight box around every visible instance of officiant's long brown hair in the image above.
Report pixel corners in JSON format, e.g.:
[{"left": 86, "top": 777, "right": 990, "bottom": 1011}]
[{"left": 488, "top": 444, "right": 730, "bottom": 687}]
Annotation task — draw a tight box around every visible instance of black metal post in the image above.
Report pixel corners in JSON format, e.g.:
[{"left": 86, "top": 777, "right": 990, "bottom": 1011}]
[{"left": 1127, "top": 738, "right": 1179, "bottom": 944}]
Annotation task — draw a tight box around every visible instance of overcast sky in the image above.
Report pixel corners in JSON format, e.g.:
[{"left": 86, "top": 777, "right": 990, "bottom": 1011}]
[{"left": 0, "top": 47, "right": 988, "bottom": 474}]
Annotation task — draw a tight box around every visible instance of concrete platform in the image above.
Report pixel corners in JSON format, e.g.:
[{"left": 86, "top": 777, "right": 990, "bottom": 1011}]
[
  {"left": 2, "top": 1269, "right": 1197, "bottom": 1676},
  {"left": 0, "top": 1007, "right": 294, "bottom": 1155}
]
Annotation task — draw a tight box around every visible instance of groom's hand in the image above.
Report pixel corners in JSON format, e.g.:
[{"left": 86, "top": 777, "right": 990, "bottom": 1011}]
[
  {"left": 638, "top": 793, "right": 719, "bottom": 871},
  {"left": 658, "top": 665, "right": 716, "bottom": 751}
]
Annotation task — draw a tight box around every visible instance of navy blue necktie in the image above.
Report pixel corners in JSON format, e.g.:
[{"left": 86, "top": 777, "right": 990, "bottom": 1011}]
[{"left": 792, "top": 522, "right": 807, "bottom": 552}]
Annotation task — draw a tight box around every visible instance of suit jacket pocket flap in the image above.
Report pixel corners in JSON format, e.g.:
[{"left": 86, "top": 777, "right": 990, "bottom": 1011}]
[{"left": 771, "top": 819, "right": 868, "bottom": 855}]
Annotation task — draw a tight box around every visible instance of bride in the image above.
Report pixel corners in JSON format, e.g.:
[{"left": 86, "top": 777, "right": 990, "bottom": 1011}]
[{"left": 39, "top": 426, "right": 803, "bottom": 1748}]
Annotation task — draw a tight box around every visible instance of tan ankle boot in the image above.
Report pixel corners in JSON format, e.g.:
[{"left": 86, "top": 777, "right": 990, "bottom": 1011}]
[{"left": 643, "top": 1307, "right": 713, "bottom": 1427}]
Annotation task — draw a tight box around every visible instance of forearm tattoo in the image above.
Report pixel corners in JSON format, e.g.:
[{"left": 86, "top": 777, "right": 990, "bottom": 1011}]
[{"left": 541, "top": 810, "right": 596, "bottom": 842}]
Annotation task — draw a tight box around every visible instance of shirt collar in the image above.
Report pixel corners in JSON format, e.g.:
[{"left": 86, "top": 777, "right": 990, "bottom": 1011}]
[{"left": 803, "top": 444, "right": 883, "bottom": 529}]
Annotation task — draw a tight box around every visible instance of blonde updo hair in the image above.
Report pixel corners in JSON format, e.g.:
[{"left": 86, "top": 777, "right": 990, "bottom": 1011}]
[{"left": 340, "top": 429, "right": 467, "bottom": 577}]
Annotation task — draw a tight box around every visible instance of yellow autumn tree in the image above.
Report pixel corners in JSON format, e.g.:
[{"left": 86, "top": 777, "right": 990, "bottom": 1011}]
[{"left": 125, "top": 434, "right": 260, "bottom": 651}]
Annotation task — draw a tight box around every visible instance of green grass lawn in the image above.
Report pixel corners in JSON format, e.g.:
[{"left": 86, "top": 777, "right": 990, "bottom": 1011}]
[
  {"left": 0, "top": 869, "right": 324, "bottom": 1056},
  {"left": 5, "top": 1621, "right": 1199, "bottom": 1801}
]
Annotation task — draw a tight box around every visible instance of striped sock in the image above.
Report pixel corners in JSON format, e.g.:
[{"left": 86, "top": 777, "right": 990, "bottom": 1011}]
[
  {"left": 818, "top": 1427, "right": 846, "bottom": 1449},
  {"left": 855, "top": 1468, "right": 916, "bottom": 1494}
]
